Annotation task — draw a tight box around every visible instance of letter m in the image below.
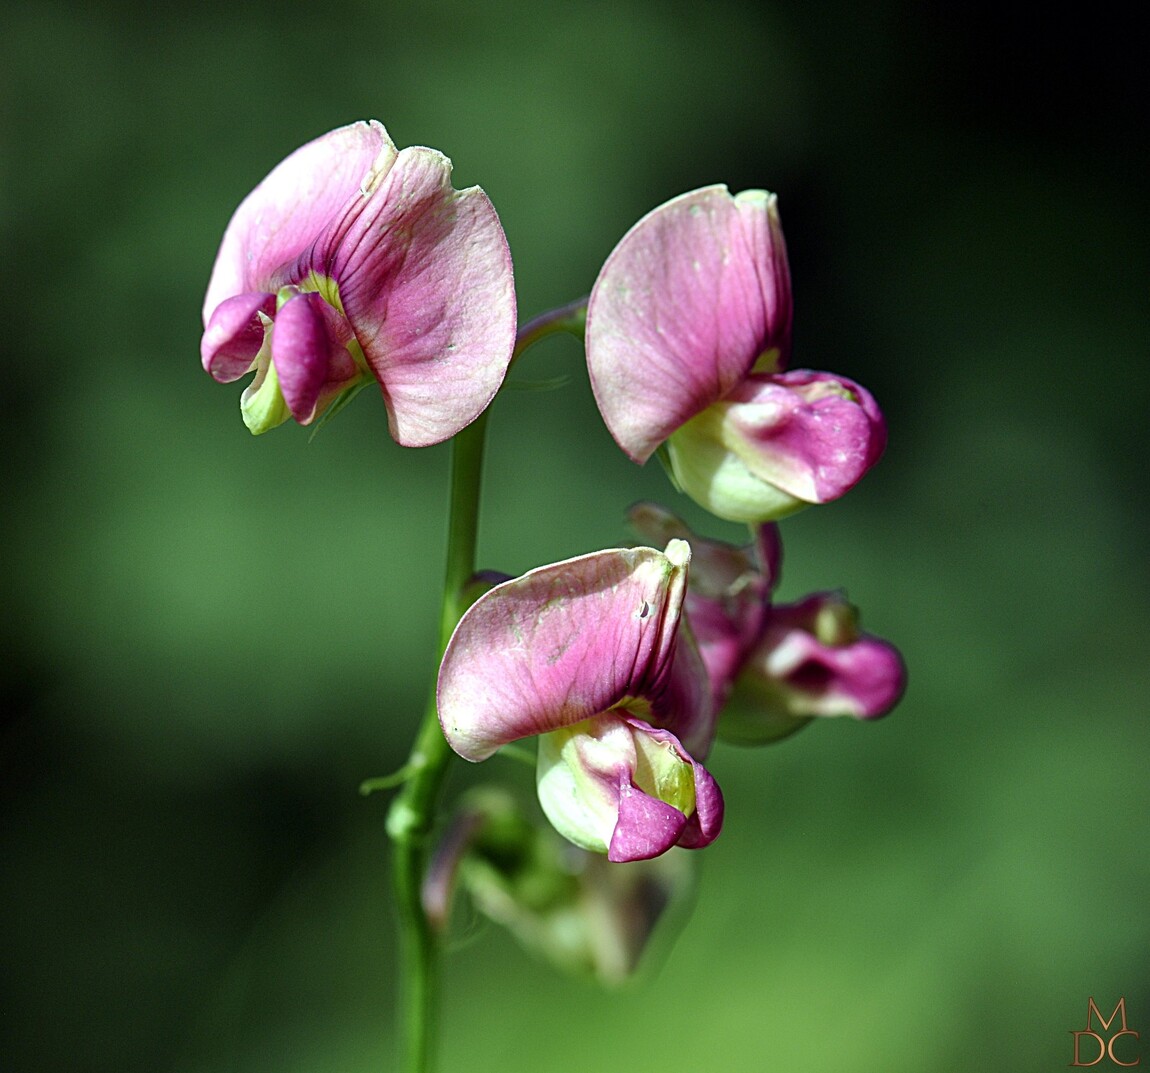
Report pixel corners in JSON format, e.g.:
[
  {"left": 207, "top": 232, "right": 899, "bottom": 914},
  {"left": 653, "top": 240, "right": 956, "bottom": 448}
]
[{"left": 1086, "top": 997, "right": 1131, "bottom": 1033}]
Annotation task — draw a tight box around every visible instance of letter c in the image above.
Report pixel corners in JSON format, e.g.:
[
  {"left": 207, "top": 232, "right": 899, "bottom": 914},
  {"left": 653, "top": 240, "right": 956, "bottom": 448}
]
[{"left": 1108, "top": 1029, "right": 1141, "bottom": 1067}]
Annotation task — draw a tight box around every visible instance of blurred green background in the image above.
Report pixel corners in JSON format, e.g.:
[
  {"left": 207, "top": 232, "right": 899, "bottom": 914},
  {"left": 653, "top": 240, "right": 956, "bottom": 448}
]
[{"left": 3, "top": 1, "right": 1147, "bottom": 1070}]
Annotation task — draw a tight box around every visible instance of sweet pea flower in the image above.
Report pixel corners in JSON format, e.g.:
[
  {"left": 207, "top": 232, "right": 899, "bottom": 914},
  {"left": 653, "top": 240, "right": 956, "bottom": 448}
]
[
  {"left": 437, "top": 541, "right": 723, "bottom": 862},
  {"left": 201, "top": 120, "right": 516, "bottom": 442},
  {"left": 586, "top": 185, "right": 886, "bottom": 522},
  {"left": 627, "top": 503, "right": 904, "bottom": 742},
  {"left": 721, "top": 591, "right": 907, "bottom": 744}
]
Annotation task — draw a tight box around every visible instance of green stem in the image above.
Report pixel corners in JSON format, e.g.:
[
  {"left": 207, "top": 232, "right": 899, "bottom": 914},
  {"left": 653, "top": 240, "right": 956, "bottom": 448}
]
[
  {"left": 387, "top": 412, "right": 486, "bottom": 1073},
  {"left": 384, "top": 298, "right": 589, "bottom": 1073}
]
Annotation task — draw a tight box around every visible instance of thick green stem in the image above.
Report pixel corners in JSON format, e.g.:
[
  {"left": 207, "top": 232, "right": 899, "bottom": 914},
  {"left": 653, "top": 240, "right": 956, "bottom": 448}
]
[{"left": 384, "top": 299, "right": 588, "bottom": 1073}]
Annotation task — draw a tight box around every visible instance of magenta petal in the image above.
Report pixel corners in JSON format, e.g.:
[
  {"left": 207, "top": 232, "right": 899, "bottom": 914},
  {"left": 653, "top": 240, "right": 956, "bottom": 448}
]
[
  {"left": 315, "top": 146, "right": 516, "bottom": 447},
  {"left": 201, "top": 292, "right": 275, "bottom": 381},
  {"left": 438, "top": 545, "right": 689, "bottom": 762},
  {"left": 587, "top": 186, "right": 790, "bottom": 462},
  {"left": 202, "top": 121, "right": 397, "bottom": 324},
  {"left": 271, "top": 292, "right": 358, "bottom": 424},
  {"left": 723, "top": 370, "right": 887, "bottom": 503},
  {"left": 608, "top": 779, "right": 688, "bottom": 863}
]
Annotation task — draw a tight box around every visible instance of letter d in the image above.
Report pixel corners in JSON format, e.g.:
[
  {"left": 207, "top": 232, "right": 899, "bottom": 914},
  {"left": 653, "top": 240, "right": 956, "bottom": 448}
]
[{"left": 1071, "top": 1030, "right": 1106, "bottom": 1067}]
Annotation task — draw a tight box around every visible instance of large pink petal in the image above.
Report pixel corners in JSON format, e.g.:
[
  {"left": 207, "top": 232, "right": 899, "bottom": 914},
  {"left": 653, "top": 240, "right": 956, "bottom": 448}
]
[
  {"left": 202, "top": 121, "right": 397, "bottom": 325},
  {"left": 309, "top": 146, "right": 516, "bottom": 447},
  {"left": 721, "top": 370, "right": 887, "bottom": 503},
  {"left": 586, "top": 186, "right": 789, "bottom": 462},
  {"left": 438, "top": 545, "right": 691, "bottom": 762}
]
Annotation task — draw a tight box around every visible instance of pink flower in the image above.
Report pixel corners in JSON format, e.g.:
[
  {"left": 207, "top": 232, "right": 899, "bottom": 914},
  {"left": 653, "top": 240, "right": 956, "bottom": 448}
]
[
  {"left": 586, "top": 186, "right": 885, "bottom": 522},
  {"left": 722, "top": 591, "right": 907, "bottom": 743},
  {"left": 628, "top": 503, "right": 905, "bottom": 743},
  {"left": 201, "top": 121, "right": 516, "bottom": 442},
  {"left": 437, "top": 541, "right": 723, "bottom": 862}
]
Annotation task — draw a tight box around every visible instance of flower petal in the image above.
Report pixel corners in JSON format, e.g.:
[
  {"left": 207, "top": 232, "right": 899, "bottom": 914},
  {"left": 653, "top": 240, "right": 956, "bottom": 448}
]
[
  {"left": 586, "top": 186, "right": 790, "bottom": 462},
  {"left": 536, "top": 718, "right": 638, "bottom": 855},
  {"left": 628, "top": 503, "right": 769, "bottom": 707},
  {"left": 535, "top": 714, "right": 722, "bottom": 862},
  {"left": 668, "top": 369, "right": 887, "bottom": 520},
  {"left": 438, "top": 543, "right": 692, "bottom": 762},
  {"left": 313, "top": 146, "right": 516, "bottom": 447},
  {"left": 271, "top": 291, "right": 359, "bottom": 425},
  {"left": 201, "top": 292, "right": 275, "bottom": 382},
  {"left": 730, "top": 371, "right": 887, "bottom": 502},
  {"left": 673, "top": 757, "right": 724, "bottom": 850},
  {"left": 202, "top": 121, "right": 397, "bottom": 325},
  {"left": 610, "top": 781, "right": 689, "bottom": 862}
]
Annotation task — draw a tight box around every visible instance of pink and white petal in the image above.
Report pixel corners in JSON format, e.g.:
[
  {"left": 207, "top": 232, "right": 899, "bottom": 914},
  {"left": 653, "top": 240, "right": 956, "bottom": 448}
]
[
  {"left": 203, "top": 121, "right": 398, "bottom": 323},
  {"left": 438, "top": 544, "right": 690, "bottom": 762},
  {"left": 586, "top": 185, "right": 780, "bottom": 463},
  {"left": 666, "top": 419, "right": 809, "bottom": 523},
  {"left": 201, "top": 292, "right": 275, "bottom": 381},
  {"left": 271, "top": 292, "right": 359, "bottom": 425},
  {"left": 320, "top": 146, "right": 516, "bottom": 447},
  {"left": 719, "top": 371, "right": 887, "bottom": 504},
  {"left": 536, "top": 720, "right": 636, "bottom": 855}
]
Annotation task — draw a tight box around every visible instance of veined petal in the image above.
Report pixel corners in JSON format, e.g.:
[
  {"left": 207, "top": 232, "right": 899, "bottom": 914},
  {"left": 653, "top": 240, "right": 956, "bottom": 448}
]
[
  {"left": 202, "top": 121, "right": 398, "bottom": 325},
  {"left": 438, "top": 542, "right": 692, "bottom": 762},
  {"left": 586, "top": 185, "right": 789, "bottom": 463},
  {"left": 271, "top": 291, "right": 360, "bottom": 425},
  {"left": 314, "top": 146, "right": 516, "bottom": 447},
  {"left": 201, "top": 292, "right": 275, "bottom": 381}
]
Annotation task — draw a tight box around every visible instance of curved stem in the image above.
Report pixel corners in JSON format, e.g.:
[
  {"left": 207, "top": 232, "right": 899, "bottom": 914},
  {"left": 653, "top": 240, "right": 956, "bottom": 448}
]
[
  {"left": 509, "top": 295, "right": 587, "bottom": 365},
  {"left": 385, "top": 299, "right": 590, "bottom": 1073}
]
